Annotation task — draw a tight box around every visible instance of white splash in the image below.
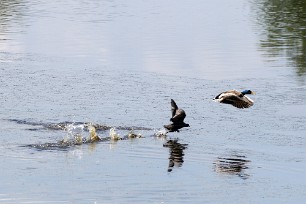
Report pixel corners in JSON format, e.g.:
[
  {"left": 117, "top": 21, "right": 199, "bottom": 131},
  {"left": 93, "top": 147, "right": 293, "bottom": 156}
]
[
  {"left": 63, "top": 123, "right": 85, "bottom": 143},
  {"left": 154, "top": 128, "right": 168, "bottom": 137},
  {"left": 109, "top": 127, "right": 121, "bottom": 141}
]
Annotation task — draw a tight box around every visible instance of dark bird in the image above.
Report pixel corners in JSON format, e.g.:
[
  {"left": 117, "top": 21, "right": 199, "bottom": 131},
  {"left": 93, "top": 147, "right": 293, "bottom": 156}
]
[
  {"left": 214, "top": 90, "right": 255, "bottom": 109},
  {"left": 164, "top": 99, "right": 190, "bottom": 132}
]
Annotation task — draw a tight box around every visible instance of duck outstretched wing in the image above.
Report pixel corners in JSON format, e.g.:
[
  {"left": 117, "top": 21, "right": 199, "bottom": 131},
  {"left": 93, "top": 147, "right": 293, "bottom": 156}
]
[{"left": 221, "top": 94, "right": 253, "bottom": 109}]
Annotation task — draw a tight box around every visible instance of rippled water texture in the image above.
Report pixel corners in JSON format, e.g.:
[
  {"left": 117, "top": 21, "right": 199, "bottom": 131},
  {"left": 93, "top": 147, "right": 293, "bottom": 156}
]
[{"left": 1, "top": 0, "right": 306, "bottom": 203}]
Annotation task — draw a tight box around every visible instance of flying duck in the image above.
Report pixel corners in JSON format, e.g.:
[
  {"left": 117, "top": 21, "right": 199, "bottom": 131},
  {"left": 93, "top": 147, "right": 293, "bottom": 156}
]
[
  {"left": 214, "top": 90, "right": 255, "bottom": 109},
  {"left": 164, "top": 99, "right": 190, "bottom": 132}
]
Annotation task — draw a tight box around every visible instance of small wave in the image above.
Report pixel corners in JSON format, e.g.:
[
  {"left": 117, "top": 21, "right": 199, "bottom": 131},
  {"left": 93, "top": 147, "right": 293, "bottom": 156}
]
[
  {"left": 6, "top": 119, "right": 153, "bottom": 131},
  {"left": 25, "top": 142, "right": 76, "bottom": 151},
  {"left": 6, "top": 119, "right": 45, "bottom": 127}
]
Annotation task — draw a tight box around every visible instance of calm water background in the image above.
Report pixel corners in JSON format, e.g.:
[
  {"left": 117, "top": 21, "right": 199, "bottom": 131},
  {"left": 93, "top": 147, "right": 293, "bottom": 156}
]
[{"left": 1, "top": 0, "right": 306, "bottom": 203}]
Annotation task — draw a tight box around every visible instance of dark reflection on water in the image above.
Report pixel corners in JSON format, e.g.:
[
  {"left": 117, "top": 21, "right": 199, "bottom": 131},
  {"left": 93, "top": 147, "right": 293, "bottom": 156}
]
[
  {"left": 163, "top": 139, "right": 188, "bottom": 172},
  {"left": 214, "top": 154, "right": 250, "bottom": 180},
  {"left": 253, "top": 0, "right": 306, "bottom": 76},
  {"left": 0, "top": 0, "right": 26, "bottom": 35}
]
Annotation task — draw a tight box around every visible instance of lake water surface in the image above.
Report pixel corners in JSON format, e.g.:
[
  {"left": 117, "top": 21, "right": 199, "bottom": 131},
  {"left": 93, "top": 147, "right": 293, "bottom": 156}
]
[{"left": 1, "top": 0, "right": 306, "bottom": 203}]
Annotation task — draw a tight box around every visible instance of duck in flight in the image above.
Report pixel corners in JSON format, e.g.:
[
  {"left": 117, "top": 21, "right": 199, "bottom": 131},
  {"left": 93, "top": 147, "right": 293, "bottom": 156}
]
[
  {"left": 164, "top": 99, "right": 190, "bottom": 132},
  {"left": 214, "top": 89, "right": 255, "bottom": 109}
]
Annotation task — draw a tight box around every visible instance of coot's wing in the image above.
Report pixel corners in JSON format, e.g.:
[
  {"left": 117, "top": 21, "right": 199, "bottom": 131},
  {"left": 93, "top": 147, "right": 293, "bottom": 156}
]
[
  {"left": 171, "top": 99, "right": 178, "bottom": 118},
  {"left": 171, "top": 109, "right": 186, "bottom": 123}
]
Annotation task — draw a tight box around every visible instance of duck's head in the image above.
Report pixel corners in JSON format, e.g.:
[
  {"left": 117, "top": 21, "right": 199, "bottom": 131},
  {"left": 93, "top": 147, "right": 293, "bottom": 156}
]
[{"left": 241, "top": 90, "right": 255, "bottom": 95}]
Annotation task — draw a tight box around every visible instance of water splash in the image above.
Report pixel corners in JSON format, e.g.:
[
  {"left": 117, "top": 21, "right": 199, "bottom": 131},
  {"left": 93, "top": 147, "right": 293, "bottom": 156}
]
[
  {"left": 154, "top": 128, "right": 168, "bottom": 137},
  {"left": 25, "top": 123, "right": 87, "bottom": 150},
  {"left": 62, "top": 123, "right": 86, "bottom": 144},
  {"left": 127, "top": 128, "right": 143, "bottom": 139},
  {"left": 25, "top": 123, "right": 154, "bottom": 151},
  {"left": 109, "top": 127, "right": 121, "bottom": 141},
  {"left": 87, "top": 124, "right": 101, "bottom": 142}
]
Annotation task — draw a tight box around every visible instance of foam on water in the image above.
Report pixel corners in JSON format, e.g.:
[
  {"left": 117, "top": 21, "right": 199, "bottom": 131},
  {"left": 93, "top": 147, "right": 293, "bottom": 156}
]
[
  {"left": 62, "top": 123, "right": 85, "bottom": 142},
  {"left": 154, "top": 128, "right": 168, "bottom": 137}
]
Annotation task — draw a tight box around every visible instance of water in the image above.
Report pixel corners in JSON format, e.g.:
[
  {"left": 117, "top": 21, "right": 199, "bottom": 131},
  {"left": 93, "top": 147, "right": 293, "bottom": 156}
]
[{"left": 1, "top": 0, "right": 306, "bottom": 203}]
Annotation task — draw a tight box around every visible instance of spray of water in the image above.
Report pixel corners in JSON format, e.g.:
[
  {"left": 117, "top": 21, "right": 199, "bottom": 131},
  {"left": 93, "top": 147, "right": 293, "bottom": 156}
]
[
  {"left": 87, "top": 124, "right": 100, "bottom": 142},
  {"left": 128, "top": 128, "right": 143, "bottom": 138},
  {"left": 62, "top": 123, "right": 86, "bottom": 144},
  {"left": 109, "top": 128, "right": 121, "bottom": 141},
  {"left": 154, "top": 128, "right": 168, "bottom": 137}
]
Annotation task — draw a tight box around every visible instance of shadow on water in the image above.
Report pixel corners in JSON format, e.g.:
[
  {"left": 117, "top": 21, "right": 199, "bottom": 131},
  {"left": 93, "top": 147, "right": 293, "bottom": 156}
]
[
  {"left": 163, "top": 139, "right": 188, "bottom": 172},
  {"left": 214, "top": 154, "right": 250, "bottom": 180},
  {"left": 253, "top": 0, "right": 306, "bottom": 76}
]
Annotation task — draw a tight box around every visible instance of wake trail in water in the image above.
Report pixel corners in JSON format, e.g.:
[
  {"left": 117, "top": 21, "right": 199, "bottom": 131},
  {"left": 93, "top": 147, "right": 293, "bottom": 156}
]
[
  {"left": 6, "top": 119, "right": 178, "bottom": 150},
  {"left": 5, "top": 119, "right": 153, "bottom": 131},
  {"left": 24, "top": 125, "right": 140, "bottom": 150}
]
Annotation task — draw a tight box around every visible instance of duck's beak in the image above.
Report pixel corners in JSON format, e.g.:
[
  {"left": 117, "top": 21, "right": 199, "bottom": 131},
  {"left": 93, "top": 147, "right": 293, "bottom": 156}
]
[{"left": 251, "top": 91, "right": 256, "bottom": 95}]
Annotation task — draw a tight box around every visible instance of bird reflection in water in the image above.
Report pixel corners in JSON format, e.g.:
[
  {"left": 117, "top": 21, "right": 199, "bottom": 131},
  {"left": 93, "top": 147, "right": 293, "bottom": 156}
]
[
  {"left": 163, "top": 139, "right": 188, "bottom": 172},
  {"left": 214, "top": 155, "right": 250, "bottom": 179}
]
